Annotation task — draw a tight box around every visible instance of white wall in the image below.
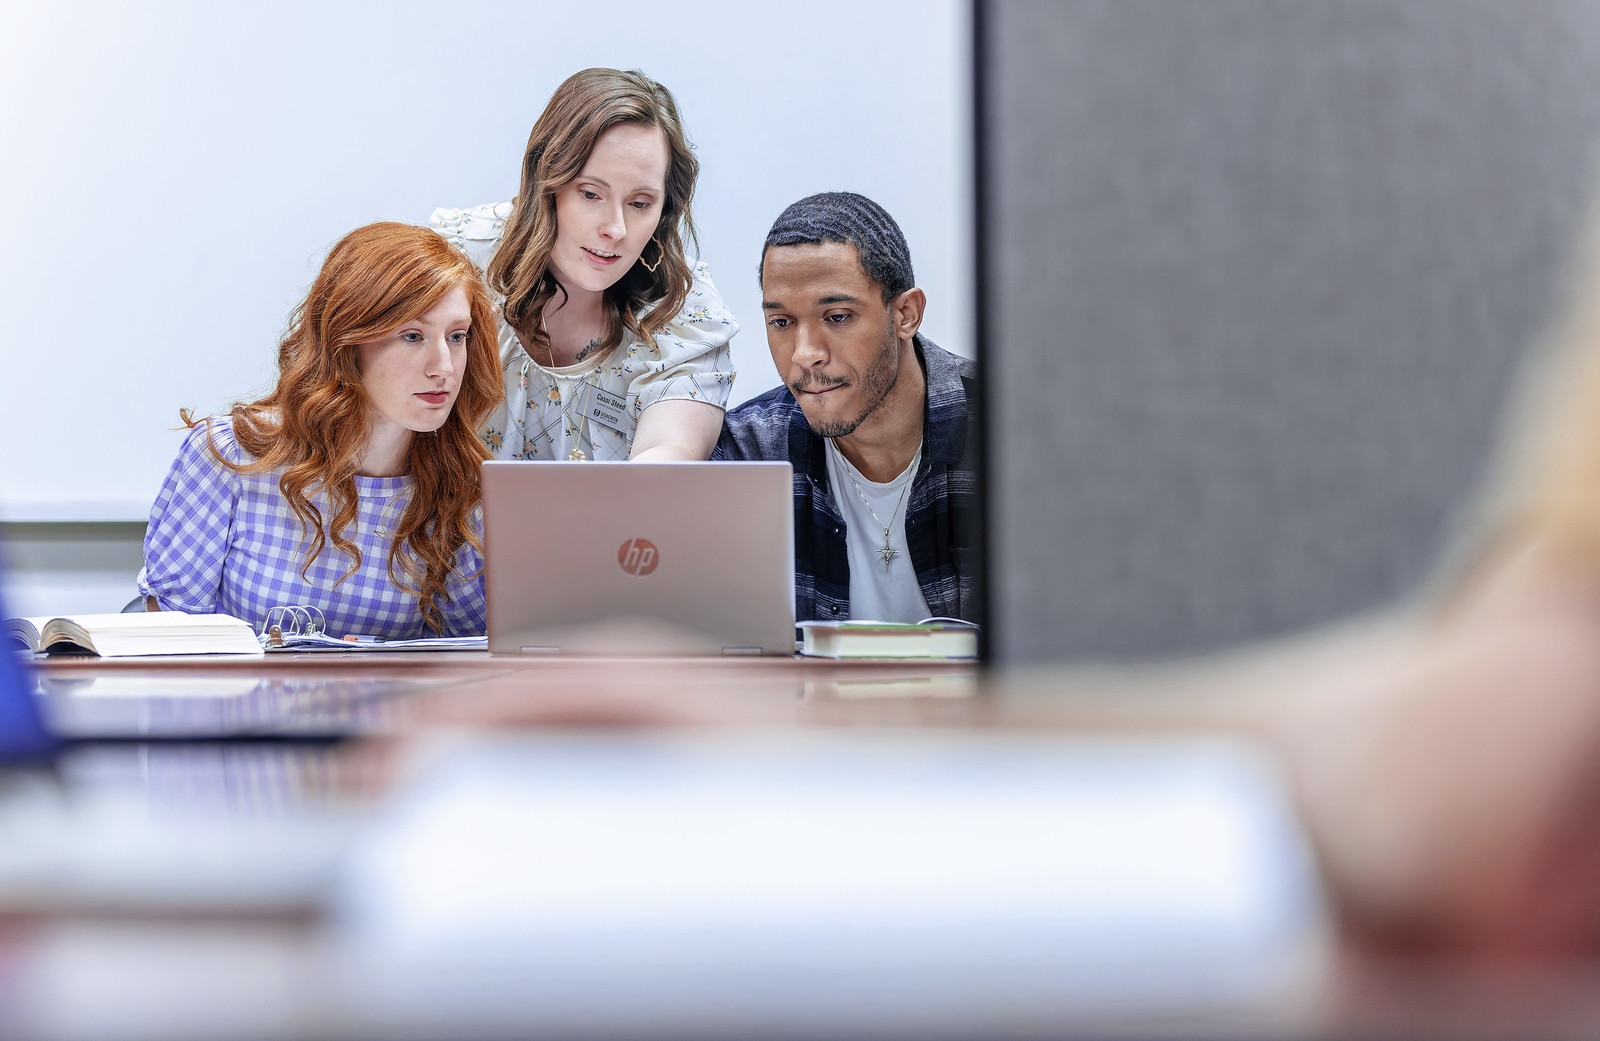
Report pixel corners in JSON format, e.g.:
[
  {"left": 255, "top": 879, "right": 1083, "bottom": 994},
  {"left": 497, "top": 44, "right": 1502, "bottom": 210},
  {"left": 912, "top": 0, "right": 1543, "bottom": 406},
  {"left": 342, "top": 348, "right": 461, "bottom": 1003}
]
[
  {"left": 0, "top": 523, "right": 148, "bottom": 619},
  {"left": 0, "top": 0, "right": 970, "bottom": 524}
]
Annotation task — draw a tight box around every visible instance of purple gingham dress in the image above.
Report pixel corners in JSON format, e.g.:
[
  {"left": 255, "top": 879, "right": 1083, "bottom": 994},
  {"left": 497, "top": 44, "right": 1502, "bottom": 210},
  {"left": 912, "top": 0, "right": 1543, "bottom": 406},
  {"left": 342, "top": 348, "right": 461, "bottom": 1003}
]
[{"left": 137, "top": 418, "right": 487, "bottom": 639}]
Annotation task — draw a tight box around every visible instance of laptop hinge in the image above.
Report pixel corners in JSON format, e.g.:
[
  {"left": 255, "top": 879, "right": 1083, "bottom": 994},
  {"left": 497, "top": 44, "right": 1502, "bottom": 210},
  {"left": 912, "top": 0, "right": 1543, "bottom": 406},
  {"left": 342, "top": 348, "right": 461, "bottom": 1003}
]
[
  {"left": 519, "top": 646, "right": 562, "bottom": 654},
  {"left": 722, "top": 646, "right": 763, "bottom": 656}
]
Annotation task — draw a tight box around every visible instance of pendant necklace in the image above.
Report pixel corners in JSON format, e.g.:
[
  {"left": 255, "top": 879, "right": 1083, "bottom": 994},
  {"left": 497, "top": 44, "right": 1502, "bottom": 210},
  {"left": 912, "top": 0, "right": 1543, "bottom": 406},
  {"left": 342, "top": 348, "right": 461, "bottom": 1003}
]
[
  {"left": 558, "top": 380, "right": 598, "bottom": 461},
  {"left": 524, "top": 334, "right": 598, "bottom": 461},
  {"left": 838, "top": 442, "right": 921, "bottom": 568},
  {"left": 549, "top": 367, "right": 595, "bottom": 462}
]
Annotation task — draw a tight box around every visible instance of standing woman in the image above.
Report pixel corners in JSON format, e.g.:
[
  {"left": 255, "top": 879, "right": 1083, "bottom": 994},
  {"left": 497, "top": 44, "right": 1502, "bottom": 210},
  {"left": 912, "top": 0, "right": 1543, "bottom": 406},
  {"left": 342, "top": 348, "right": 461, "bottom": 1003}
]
[
  {"left": 431, "top": 67, "right": 736, "bottom": 462},
  {"left": 138, "top": 222, "right": 501, "bottom": 638}
]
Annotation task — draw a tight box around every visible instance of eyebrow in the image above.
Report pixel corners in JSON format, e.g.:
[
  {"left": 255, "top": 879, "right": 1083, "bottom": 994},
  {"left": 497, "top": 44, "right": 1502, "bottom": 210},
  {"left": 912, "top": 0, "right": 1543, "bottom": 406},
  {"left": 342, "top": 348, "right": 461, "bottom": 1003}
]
[
  {"left": 575, "top": 174, "right": 662, "bottom": 195},
  {"left": 762, "top": 292, "right": 863, "bottom": 311}
]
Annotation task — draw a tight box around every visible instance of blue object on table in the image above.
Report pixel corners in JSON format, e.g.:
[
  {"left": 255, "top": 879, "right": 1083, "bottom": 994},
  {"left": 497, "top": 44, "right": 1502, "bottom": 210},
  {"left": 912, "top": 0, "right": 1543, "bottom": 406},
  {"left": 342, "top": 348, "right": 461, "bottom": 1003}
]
[{"left": 0, "top": 570, "right": 55, "bottom": 762}]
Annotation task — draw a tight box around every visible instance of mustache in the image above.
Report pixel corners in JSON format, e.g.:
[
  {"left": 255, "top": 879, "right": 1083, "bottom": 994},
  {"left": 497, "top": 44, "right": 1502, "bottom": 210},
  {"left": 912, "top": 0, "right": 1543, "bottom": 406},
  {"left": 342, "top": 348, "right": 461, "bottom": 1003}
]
[{"left": 790, "top": 372, "right": 851, "bottom": 393}]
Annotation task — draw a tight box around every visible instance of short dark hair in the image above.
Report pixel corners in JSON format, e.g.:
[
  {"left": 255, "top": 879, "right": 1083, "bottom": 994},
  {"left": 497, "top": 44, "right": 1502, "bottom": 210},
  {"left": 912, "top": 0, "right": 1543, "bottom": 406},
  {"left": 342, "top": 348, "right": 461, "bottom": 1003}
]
[{"left": 760, "top": 192, "right": 914, "bottom": 305}]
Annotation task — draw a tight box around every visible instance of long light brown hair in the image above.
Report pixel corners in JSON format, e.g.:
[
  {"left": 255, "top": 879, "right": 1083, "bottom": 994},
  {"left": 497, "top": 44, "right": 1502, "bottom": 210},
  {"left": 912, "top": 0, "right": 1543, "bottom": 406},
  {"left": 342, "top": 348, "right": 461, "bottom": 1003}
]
[
  {"left": 490, "top": 67, "right": 699, "bottom": 360},
  {"left": 184, "top": 222, "right": 501, "bottom": 632}
]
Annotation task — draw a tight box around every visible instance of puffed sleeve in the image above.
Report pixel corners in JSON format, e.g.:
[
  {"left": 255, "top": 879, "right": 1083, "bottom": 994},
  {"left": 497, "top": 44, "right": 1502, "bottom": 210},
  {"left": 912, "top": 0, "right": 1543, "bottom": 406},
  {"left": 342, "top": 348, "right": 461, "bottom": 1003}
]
[
  {"left": 629, "top": 261, "right": 740, "bottom": 416},
  {"left": 430, "top": 201, "right": 531, "bottom": 380},
  {"left": 436, "top": 506, "right": 489, "bottom": 637},
  {"left": 137, "top": 417, "right": 242, "bottom": 613},
  {"left": 428, "top": 201, "right": 514, "bottom": 279}
]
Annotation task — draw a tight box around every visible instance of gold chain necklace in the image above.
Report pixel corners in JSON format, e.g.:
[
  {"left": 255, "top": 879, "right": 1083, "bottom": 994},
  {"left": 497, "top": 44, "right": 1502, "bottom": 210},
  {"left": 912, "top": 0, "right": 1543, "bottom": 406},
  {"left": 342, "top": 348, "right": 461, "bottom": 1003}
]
[
  {"left": 554, "top": 377, "right": 594, "bottom": 461},
  {"left": 521, "top": 336, "right": 600, "bottom": 461}
]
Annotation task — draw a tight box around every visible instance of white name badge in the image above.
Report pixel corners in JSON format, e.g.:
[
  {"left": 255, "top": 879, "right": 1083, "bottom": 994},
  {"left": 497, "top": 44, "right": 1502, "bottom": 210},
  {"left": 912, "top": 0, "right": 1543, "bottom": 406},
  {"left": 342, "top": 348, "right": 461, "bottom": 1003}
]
[{"left": 587, "top": 389, "right": 630, "bottom": 433}]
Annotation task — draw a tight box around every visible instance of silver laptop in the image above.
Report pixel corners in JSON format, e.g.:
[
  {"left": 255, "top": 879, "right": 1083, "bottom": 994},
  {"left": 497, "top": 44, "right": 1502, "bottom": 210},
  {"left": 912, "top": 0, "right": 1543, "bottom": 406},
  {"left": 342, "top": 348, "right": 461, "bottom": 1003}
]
[{"left": 482, "top": 461, "right": 795, "bottom": 656}]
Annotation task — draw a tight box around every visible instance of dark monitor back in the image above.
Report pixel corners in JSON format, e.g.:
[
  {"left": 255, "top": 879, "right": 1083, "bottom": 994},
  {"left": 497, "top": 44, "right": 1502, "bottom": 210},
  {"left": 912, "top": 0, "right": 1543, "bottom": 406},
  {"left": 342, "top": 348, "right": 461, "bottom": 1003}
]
[{"left": 976, "top": 0, "right": 1600, "bottom": 664}]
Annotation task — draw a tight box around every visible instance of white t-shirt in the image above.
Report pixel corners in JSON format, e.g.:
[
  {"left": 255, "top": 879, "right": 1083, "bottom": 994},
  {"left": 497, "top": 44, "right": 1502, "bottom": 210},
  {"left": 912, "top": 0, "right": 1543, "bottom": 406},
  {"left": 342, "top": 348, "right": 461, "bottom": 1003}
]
[
  {"left": 429, "top": 201, "right": 739, "bottom": 461},
  {"left": 824, "top": 440, "right": 930, "bottom": 623}
]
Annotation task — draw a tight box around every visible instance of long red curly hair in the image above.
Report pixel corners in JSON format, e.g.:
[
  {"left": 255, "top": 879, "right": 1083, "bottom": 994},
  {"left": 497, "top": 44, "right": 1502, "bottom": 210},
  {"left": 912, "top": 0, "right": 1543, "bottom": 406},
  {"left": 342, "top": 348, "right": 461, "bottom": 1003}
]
[{"left": 184, "top": 222, "right": 501, "bottom": 632}]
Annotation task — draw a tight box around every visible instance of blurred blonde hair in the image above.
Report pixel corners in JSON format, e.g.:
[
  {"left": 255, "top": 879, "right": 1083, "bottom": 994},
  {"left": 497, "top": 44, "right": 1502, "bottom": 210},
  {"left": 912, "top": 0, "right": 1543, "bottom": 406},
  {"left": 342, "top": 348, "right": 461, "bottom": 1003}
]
[{"left": 1426, "top": 182, "right": 1600, "bottom": 608}]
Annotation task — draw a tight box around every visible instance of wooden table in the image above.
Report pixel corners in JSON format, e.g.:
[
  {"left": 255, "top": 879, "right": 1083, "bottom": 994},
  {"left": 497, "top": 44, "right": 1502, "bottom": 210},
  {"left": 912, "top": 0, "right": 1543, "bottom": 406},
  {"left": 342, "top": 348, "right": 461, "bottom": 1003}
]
[
  {"left": 31, "top": 650, "right": 983, "bottom": 734},
  {"left": 6, "top": 652, "right": 1599, "bottom": 1040}
]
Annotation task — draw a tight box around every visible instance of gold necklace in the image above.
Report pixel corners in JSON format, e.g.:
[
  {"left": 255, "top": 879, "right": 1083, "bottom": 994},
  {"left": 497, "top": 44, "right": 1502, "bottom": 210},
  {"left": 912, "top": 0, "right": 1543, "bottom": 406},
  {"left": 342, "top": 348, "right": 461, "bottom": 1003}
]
[
  {"left": 555, "top": 377, "right": 595, "bottom": 461},
  {"left": 521, "top": 336, "right": 598, "bottom": 461}
]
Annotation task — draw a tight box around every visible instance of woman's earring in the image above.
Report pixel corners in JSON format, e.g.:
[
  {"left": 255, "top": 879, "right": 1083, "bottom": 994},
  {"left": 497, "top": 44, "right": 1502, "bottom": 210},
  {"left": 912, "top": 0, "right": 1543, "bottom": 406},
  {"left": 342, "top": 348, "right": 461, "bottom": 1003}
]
[{"left": 638, "top": 238, "right": 664, "bottom": 274}]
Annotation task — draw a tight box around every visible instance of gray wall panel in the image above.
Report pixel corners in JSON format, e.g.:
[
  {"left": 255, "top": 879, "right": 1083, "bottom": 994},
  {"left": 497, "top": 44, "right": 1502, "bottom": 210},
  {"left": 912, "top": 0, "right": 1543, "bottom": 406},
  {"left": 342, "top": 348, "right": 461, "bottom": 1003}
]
[{"left": 983, "top": 0, "right": 1600, "bottom": 661}]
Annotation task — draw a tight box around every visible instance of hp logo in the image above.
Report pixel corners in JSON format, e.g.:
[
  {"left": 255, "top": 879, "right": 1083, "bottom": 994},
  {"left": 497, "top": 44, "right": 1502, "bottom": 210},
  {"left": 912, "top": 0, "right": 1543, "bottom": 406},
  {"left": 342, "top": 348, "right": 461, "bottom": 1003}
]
[{"left": 617, "top": 538, "right": 660, "bottom": 576}]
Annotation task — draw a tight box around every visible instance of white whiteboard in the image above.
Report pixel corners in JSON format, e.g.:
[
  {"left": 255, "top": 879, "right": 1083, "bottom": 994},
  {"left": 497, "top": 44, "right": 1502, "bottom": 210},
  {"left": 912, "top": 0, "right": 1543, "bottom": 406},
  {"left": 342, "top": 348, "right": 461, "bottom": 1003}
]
[{"left": 0, "top": 0, "right": 969, "bottom": 521}]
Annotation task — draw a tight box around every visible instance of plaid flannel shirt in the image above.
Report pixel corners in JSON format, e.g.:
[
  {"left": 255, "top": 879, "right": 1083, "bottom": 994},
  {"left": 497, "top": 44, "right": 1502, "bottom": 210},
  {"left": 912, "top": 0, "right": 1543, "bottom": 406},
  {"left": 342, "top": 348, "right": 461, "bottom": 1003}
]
[{"left": 714, "top": 336, "right": 980, "bottom": 623}]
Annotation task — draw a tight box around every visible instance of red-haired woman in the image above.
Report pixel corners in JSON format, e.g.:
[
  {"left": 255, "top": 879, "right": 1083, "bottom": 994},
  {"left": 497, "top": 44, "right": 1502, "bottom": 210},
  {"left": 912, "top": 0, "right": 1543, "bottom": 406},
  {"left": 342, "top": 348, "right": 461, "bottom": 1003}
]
[
  {"left": 137, "top": 222, "right": 502, "bottom": 638},
  {"left": 431, "top": 67, "right": 736, "bottom": 463}
]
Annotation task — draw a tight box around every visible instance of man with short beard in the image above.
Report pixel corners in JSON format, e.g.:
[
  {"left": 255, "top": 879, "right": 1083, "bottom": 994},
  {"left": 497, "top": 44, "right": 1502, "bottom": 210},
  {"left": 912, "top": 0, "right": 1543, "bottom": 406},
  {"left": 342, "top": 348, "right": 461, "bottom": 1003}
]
[{"left": 714, "top": 193, "right": 979, "bottom": 623}]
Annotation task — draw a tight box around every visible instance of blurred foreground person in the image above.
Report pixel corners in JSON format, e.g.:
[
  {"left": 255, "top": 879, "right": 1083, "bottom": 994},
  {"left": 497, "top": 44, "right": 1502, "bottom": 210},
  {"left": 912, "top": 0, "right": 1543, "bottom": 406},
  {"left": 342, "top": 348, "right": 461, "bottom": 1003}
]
[
  {"left": 989, "top": 188, "right": 1600, "bottom": 957},
  {"left": 1265, "top": 195, "right": 1600, "bottom": 955}
]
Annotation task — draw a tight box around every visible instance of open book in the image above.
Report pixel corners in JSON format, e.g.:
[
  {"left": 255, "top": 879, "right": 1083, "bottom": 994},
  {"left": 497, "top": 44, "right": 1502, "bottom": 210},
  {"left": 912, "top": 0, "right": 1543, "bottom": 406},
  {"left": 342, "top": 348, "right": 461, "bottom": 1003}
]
[
  {"left": 6, "top": 612, "right": 264, "bottom": 658},
  {"left": 797, "top": 619, "right": 979, "bottom": 659}
]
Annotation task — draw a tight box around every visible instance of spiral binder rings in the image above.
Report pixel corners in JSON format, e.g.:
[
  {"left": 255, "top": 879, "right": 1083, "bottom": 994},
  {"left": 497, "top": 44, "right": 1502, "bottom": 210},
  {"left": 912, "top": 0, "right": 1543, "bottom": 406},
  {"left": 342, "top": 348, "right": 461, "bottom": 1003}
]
[{"left": 258, "top": 605, "right": 486, "bottom": 652}]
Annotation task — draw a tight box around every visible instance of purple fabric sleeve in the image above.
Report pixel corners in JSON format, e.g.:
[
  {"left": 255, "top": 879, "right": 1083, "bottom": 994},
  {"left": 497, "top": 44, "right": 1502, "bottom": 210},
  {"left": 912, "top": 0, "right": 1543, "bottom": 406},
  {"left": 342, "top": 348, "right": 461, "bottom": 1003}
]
[{"left": 138, "top": 419, "right": 238, "bottom": 614}]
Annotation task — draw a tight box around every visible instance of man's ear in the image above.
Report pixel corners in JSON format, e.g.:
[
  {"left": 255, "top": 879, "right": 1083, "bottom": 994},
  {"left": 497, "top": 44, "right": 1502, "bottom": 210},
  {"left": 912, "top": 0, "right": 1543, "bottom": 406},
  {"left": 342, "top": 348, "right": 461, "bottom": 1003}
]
[{"left": 892, "top": 287, "right": 927, "bottom": 343}]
